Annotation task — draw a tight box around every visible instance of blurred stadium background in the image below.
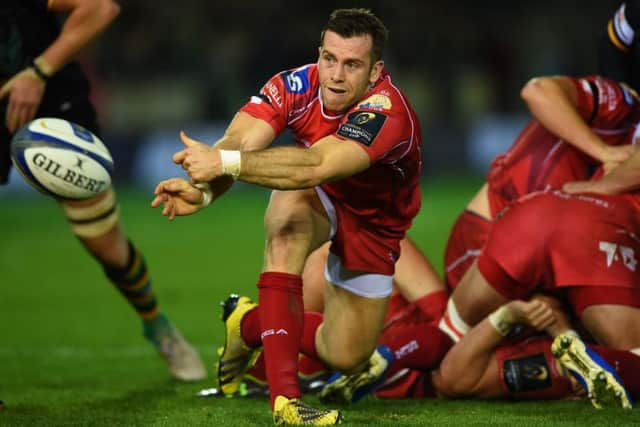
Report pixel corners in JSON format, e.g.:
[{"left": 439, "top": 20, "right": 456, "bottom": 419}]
[
  {"left": 1, "top": 2, "right": 636, "bottom": 425},
  {"left": 0, "top": 0, "right": 622, "bottom": 195}
]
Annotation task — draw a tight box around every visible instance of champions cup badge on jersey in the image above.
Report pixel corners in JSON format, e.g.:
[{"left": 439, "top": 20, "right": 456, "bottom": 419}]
[
  {"left": 354, "top": 112, "right": 376, "bottom": 125},
  {"left": 357, "top": 94, "right": 392, "bottom": 111}
]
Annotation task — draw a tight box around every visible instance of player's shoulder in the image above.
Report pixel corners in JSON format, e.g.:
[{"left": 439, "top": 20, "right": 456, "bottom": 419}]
[
  {"left": 276, "top": 63, "right": 318, "bottom": 96},
  {"left": 354, "top": 71, "right": 413, "bottom": 119}
]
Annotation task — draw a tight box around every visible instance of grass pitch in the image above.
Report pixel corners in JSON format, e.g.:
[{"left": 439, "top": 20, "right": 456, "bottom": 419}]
[{"left": 0, "top": 176, "right": 637, "bottom": 426}]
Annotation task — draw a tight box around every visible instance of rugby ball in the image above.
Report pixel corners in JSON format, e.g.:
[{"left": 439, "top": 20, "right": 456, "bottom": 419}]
[{"left": 10, "top": 118, "right": 114, "bottom": 199}]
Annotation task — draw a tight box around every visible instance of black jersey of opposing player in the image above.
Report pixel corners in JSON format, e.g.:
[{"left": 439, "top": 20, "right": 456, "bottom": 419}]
[
  {"left": 599, "top": 1, "right": 640, "bottom": 91},
  {"left": 0, "top": 0, "right": 91, "bottom": 104}
]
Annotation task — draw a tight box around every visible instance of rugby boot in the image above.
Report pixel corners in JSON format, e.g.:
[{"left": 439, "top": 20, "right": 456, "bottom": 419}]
[
  {"left": 218, "top": 294, "right": 258, "bottom": 395},
  {"left": 552, "top": 332, "right": 632, "bottom": 409},
  {"left": 273, "top": 395, "right": 342, "bottom": 425},
  {"left": 143, "top": 314, "right": 207, "bottom": 381},
  {"left": 319, "top": 345, "right": 394, "bottom": 404}
]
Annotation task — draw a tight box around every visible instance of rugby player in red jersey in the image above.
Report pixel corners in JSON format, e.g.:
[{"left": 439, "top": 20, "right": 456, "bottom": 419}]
[
  {"left": 445, "top": 75, "right": 637, "bottom": 290},
  {"left": 152, "top": 8, "right": 423, "bottom": 425}
]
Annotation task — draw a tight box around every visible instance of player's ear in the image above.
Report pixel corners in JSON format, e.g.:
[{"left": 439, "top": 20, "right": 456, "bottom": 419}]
[{"left": 369, "top": 60, "right": 384, "bottom": 84}]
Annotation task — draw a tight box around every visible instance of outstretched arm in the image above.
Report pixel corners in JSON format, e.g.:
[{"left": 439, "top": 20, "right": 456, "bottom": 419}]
[
  {"left": 152, "top": 112, "right": 277, "bottom": 218},
  {"left": 175, "top": 133, "right": 371, "bottom": 190}
]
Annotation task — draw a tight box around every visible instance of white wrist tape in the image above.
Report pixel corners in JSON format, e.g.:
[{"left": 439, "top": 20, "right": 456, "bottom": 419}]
[
  {"left": 219, "top": 150, "right": 241, "bottom": 180},
  {"left": 488, "top": 306, "right": 515, "bottom": 336},
  {"left": 194, "top": 182, "right": 213, "bottom": 207}
]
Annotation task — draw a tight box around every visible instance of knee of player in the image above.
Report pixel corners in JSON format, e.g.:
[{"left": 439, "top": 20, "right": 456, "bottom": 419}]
[{"left": 323, "top": 348, "right": 371, "bottom": 374}]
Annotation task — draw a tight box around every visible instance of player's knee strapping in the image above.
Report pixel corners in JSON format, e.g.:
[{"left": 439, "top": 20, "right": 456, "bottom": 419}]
[
  {"left": 438, "top": 298, "right": 471, "bottom": 343},
  {"left": 62, "top": 188, "right": 119, "bottom": 238},
  {"left": 103, "top": 240, "right": 159, "bottom": 320}
]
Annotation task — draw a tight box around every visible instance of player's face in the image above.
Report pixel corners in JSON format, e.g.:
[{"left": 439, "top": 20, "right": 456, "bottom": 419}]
[{"left": 318, "top": 31, "right": 384, "bottom": 113}]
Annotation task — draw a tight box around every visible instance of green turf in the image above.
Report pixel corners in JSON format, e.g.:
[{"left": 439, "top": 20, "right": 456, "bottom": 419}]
[{"left": 0, "top": 177, "right": 637, "bottom": 426}]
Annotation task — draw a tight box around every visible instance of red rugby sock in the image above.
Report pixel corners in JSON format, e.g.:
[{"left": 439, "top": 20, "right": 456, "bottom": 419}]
[
  {"left": 245, "top": 351, "right": 267, "bottom": 383},
  {"left": 300, "top": 311, "right": 322, "bottom": 360},
  {"left": 380, "top": 321, "right": 453, "bottom": 374},
  {"left": 257, "top": 272, "right": 303, "bottom": 408},
  {"left": 240, "top": 305, "right": 261, "bottom": 348},
  {"left": 592, "top": 345, "right": 640, "bottom": 400},
  {"left": 414, "top": 290, "right": 449, "bottom": 323}
]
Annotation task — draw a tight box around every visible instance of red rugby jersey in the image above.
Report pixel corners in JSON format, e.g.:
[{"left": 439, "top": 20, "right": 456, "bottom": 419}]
[
  {"left": 487, "top": 75, "right": 640, "bottom": 216},
  {"left": 240, "top": 63, "right": 423, "bottom": 235}
]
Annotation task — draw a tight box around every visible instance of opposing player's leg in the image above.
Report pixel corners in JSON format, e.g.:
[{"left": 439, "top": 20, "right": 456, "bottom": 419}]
[{"left": 61, "top": 190, "right": 206, "bottom": 381}]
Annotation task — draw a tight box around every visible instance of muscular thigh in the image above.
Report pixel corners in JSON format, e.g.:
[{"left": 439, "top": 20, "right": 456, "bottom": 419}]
[
  {"left": 319, "top": 282, "right": 389, "bottom": 372},
  {"left": 263, "top": 189, "right": 330, "bottom": 273},
  {"left": 581, "top": 304, "right": 640, "bottom": 350}
]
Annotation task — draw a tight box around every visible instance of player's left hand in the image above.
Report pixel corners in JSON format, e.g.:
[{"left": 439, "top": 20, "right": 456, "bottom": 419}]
[
  {"left": 151, "top": 177, "right": 205, "bottom": 220},
  {"left": 172, "top": 131, "right": 223, "bottom": 182},
  {"left": 0, "top": 68, "right": 46, "bottom": 133}
]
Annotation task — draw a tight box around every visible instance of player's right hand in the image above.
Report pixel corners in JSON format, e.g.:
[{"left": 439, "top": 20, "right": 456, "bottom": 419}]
[
  {"left": 506, "top": 299, "right": 555, "bottom": 331},
  {"left": 151, "top": 177, "right": 206, "bottom": 220},
  {"left": 601, "top": 144, "right": 636, "bottom": 174},
  {"left": 0, "top": 67, "right": 46, "bottom": 133}
]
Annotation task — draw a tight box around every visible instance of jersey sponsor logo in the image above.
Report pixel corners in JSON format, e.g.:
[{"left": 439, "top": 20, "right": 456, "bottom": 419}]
[
  {"left": 599, "top": 240, "right": 637, "bottom": 271},
  {"left": 503, "top": 353, "right": 552, "bottom": 393},
  {"left": 337, "top": 111, "right": 387, "bottom": 146},
  {"left": 356, "top": 94, "right": 392, "bottom": 111},
  {"left": 265, "top": 82, "right": 282, "bottom": 106},
  {"left": 282, "top": 67, "right": 310, "bottom": 94}
]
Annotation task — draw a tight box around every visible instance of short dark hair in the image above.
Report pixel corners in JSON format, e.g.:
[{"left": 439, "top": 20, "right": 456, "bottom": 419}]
[{"left": 320, "top": 8, "right": 388, "bottom": 62}]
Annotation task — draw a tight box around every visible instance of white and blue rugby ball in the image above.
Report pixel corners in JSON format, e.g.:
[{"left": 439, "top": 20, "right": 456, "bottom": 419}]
[{"left": 10, "top": 118, "right": 114, "bottom": 199}]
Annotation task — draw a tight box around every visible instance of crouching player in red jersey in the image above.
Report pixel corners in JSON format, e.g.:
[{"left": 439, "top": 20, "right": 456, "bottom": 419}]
[{"left": 152, "top": 8, "right": 423, "bottom": 425}]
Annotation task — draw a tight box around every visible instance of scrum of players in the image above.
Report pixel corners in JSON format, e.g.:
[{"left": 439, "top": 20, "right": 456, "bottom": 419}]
[{"left": 181, "top": 2, "right": 640, "bottom": 419}]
